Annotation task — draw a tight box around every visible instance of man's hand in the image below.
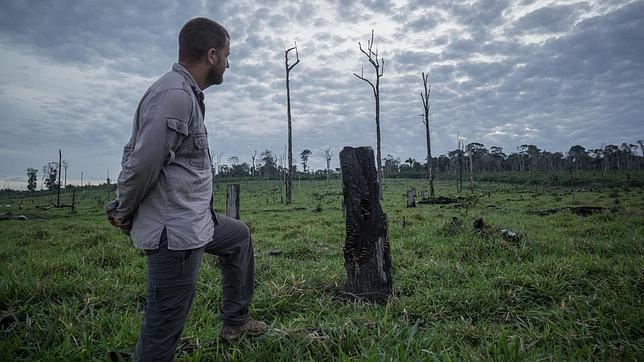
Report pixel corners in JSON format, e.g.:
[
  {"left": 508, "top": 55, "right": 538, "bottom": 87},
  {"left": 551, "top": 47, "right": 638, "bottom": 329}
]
[
  {"left": 106, "top": 198, "right": 132, "bottom": 236},
  {"left": 108, "top": 215, "right": 132, "bottom": 236},
  {"left": 108, "top": 215, "right": 124, "bottom": 227}
]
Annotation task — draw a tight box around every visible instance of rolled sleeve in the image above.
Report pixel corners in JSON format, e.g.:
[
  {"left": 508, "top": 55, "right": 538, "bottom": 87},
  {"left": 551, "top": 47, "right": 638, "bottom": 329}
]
[{"left": 116, "top": 88, "right": 192, "bottom": 219}]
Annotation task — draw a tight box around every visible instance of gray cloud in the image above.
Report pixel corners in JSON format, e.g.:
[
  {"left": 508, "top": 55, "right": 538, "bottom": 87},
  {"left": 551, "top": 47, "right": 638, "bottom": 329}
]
[
  {"left": 513, "top": 3, "right": 589, "bottom": 34},
  {"left": 1, "top": 0, "right": 643, "bottom": 186}
]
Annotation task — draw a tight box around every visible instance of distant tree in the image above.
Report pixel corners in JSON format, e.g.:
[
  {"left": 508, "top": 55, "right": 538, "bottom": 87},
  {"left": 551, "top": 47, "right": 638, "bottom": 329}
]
[
  {"left": 232, "top": 162, "right": 251, "bottom": 177},
  {"left": 620, "top": 143, "right": 638, "bottom": 171},
  {"left": 319, "top": 147, "right": 333, "bottom": 184},
  {"left": 490, "top": 146, "right": 506, "bottom": 171},
  {"left": 251, "top": 150, "right": 258, "bottom": 178},
  {"left": 353, "top": 29, "right": 385, "bottom": 200},
  {"left": 219, "top": 161, "right": 251, "bottom": 178},
  {"left": 61, "top": 159, "right": 70, "bottom": 188},
  {"left": 260, "top": 149, "right": 277, "bottom": 178},
  {"left": 457, "top": 138, "right": 464, "bottom": 192},
  {"left": 212, "top": 152, "right": 224, "bottom": 177},
  {"left": 45, "top": 162, "right": 59, "bottom": 190},
  {"left": 285, "top": 42, "right": 300, "bottom": 205},
  {"left": 228, "top": 156, "right": 239, "bottom": 166},
  {"left": 437, "top": 155, "right": 450, "bottom": 173},
  {"left": 519, "top": 144, "right": 541, "bottom": 172},
  {"left": 383, "top": 154, "right": 400, "bottom": 178},
  {"left": 603, "top": 144, "right": 620, "bottom": 172},
  {"left": 568, "top": 145, "right": 588, "bottom": 171},
  {"left": 41, "top": 165, "right": 47, "bottom": 190},
  {"left": 465, "top": 143, "right": 484, "bottom": 193},
  {"left": 26, "top": 167, "right": 38, "bottom": 192},
  {"left": 465, "top": 143, "right": 486, "bottom": 167},
  {"left": 300, "top": 149, "right": 312, "bottom": 173}
]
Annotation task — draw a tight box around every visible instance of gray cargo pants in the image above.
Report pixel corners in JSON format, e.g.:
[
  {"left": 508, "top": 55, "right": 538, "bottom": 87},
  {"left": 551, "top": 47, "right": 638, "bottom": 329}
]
[{"left": 134, "top": 214, "right": 254, "bottom": 361}]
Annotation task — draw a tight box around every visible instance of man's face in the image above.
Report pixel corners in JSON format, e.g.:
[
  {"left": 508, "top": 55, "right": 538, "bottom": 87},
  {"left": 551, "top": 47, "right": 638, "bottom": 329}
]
[{"left": 207, "top": 37, "right": 230, "bottom": 86}]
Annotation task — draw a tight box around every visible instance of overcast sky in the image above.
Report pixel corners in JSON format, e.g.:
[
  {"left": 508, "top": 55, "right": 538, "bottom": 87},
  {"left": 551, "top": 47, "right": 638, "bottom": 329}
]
[{"left": 1, "top": 0, "right": 643, "bottom": 187}]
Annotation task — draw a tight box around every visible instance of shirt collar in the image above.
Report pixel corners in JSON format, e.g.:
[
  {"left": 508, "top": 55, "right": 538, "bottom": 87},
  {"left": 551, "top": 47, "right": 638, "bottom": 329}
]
[{"left": 172, "top": 63, "right": 202, "bottom": 96}]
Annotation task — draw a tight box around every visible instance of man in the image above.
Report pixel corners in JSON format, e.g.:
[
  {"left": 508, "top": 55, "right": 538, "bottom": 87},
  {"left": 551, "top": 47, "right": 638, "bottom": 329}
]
[{"left": 107, "top": 17, "right": 266, "bottom": 361}]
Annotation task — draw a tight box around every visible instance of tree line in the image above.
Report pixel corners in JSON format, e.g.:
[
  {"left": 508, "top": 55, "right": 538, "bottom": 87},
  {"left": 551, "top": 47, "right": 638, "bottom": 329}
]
[
  {"left": 22, "top": 140, "right": 642, "bottom": 193},
  {"left": 209, "top": 140, "right": 643, "bottom": 181}
]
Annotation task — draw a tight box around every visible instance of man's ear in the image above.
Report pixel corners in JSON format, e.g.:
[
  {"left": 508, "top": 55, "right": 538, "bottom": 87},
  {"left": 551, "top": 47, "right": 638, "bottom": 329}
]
[{"left": 208, "top": 48, "right": 217, "bottom": 64}]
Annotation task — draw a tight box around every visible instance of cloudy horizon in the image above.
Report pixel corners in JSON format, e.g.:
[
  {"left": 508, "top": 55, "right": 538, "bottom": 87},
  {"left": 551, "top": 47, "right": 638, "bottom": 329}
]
[{"left": 1, "top": 0, "right": 643, "bottom": 188}]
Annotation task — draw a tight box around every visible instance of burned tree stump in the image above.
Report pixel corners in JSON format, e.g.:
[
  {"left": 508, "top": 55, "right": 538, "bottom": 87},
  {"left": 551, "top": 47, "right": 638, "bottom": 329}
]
[
  {"left": 226, "top": 184, "right": 240, "bottom": 220},
  {"left": 339, "top": 146, "right": 393, "bottom": 303},
  {"left": 406, "top": 187, "right": 416, "bottom": 208}
]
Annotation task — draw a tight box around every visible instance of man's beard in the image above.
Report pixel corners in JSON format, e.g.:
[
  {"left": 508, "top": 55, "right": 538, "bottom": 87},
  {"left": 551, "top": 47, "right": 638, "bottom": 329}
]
[{"left": 207, "top": 66, "right": 224, "bottom": 86}]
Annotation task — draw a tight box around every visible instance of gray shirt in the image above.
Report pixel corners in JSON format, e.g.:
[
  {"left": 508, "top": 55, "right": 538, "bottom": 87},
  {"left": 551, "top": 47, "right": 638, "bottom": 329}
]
[{"left": 115, "top": 63, "right": 215, "bottom": 250}]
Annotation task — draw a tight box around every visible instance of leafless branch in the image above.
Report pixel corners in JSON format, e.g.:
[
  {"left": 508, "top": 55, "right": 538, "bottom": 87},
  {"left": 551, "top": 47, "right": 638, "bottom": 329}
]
[
  {"left": 286, "top": 42, "right": 300, "bottom": 71},
  {"left": 354, "top": 30, "right": 383, "bottom": 97},
  {"left": 286, "top": 43, "right": 299, "bottom": 70},
  {"left": 353, "top": 72, "right": 376, "bottom": 95}
]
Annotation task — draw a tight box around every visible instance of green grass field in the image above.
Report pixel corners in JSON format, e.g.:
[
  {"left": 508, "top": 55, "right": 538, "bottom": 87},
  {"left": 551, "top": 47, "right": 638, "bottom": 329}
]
[{"left": 1, "top": 178, "right": 642, "bottom": 360}]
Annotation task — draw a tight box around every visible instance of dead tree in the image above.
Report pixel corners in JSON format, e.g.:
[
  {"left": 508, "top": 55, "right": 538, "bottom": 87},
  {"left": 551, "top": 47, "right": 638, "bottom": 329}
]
[
  {"left": 62, "top": 159, "right": 70, "bottom": 189},
  {"left": 457, "top": 137, "right": 464, "bottom": 193},
  {"left": 285, "top": 42, "right": 300, "bottom": 205},
  {"left": 319, "top": 147, "right": 333, "bottom": 187},
  {"left": 469, "top": 149, "right": 474, "bottom": 194},
  {"left": 420, "top": 72, "right": 435, "bottom": 197},
  {"left": 251, "top": 150, "right": 257, "bottom": 179},
  {"left": 226, "top": 184, "right": 240, "bottom": 220},
  {"left": 57, "top": 149, "right": 62, "bottom": 206},
  {"left": 339, "top": 146, "right": 392, "bottom": 303},
  {"left": 212, "top": 152, "right": 224, "bottom": 179},
  {"left": 41, "top": 165, "right": 47, "bottom": 190},
  {"left": 353, "top": 30, "right": 384, "bottom": 200}
]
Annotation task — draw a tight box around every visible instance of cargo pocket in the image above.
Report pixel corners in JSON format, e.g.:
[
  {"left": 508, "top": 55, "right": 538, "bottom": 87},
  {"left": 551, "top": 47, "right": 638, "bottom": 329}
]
[
  {"left": 166, "top": 118, "right": 189, "bottom": 136},
  {"left": 189, "top": 133, "right": 210, "bottom": 169},
  {"left": 166, "top": 118, "right": 189, "bottom": 163}
]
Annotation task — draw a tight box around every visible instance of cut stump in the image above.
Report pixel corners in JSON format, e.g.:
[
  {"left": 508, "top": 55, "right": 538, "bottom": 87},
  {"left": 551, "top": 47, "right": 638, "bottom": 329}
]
[
  {"left": 339, "top": 146, "right": 393, "bottom": 303},
  {"left": 406, "top": 187, "right": 416, "bottom": 208},
  {"left": 226, "top": 184, "right": 240, "bottom": 220}
]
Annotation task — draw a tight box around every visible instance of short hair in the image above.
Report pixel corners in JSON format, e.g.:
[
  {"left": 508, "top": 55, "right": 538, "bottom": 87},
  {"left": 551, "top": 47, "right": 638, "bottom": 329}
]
[{"left": 179, "top": 18, "right": 229, "bottom": 63}]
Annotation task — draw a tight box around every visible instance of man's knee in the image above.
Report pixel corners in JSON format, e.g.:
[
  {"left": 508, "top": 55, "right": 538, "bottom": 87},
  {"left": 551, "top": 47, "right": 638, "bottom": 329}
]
[
  {"left": 230, "top": 220, "right": 251, "bottom": 248},
  {"left": 238, "top": 221, "right": 250, "bottom": 242}
]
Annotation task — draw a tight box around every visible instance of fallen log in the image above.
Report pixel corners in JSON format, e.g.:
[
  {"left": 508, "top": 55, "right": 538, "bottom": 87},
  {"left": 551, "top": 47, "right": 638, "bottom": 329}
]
[
  {"left": 527, "top": 206, "right": 608, "bottom": 217},
  {"left": 417, "top": 196, "right": 460, "bottom": 205},
  {"left": 0, "top": 212, "right": 28, "bottom": 221}
]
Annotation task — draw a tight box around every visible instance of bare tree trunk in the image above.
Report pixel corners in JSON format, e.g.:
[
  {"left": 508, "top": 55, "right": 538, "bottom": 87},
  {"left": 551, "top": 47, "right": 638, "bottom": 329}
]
[
  {"left": 285, "top": 44, "right": 299, "bottom": 205},
  {"left": 353, "top": 30, "right": 384, "bottom": 201},
  {"left": 420, "top": 72, "right": 434, "bottom": 197},
  {"left": 458, "top": 140, "right": 464, "bottom": 193},
  {"left": 375, "top": 86, "right": 383, "bottom": 200},
  {"left": 57, "top": 149, "right": 62, "bottom": 206},
  {"left": 62, "top": 160, "right": 69, "bottom": 189},
  {"left": 340, "top": 146, "right": 392, "bottom": 303},
  {"left": 251, "top": 150, "right": 257, "bottom": 179},
  {"left": 469, "top": 152, "right": 474, "bottom": 194},
  {"left": 320, "top": 148, "right": 333, "bottom": 191}
]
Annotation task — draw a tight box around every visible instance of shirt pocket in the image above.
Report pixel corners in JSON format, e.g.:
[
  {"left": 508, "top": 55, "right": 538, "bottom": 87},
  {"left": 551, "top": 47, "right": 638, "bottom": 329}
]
[
  {"left": 189, "top": 132, "right": 210, "bottom": 170},
  {"left": 166, "top": 118, "right": 189, "bottom": 136},
  {"left": 166, "top": 118, "right": 189, "bottom": 163}
]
